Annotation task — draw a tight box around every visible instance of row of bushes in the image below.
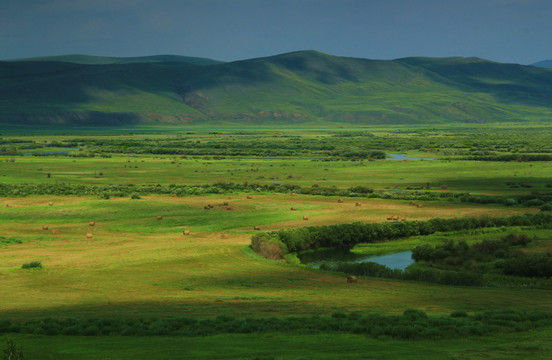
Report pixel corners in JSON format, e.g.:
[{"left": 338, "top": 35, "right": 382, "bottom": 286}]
[
  {"left": 458, "top": 154, "right": 552, "bottom": 162},
  {"left": 259, "top": 213, "right": 552, "bottom": 254},
  {"left": 412, "top": 233, "right": 531, "bottom": 264},
  {"left": 411, "top": 234, "right": 552, "bottom": 279},
  {"left": 1, "top": 182, "right": 551, "bottom": 208},
  {"left": 0, "top": 309, "right": 550, "bottom": 339},
  {"left": 321, "top": 261, "right": 485, "bottom": 287}
]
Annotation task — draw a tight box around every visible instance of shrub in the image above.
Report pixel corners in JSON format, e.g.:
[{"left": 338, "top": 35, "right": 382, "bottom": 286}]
[
  {"left": 1, "top": 340, "right": 24, "bottom": 360},
  {"left": 450, "top": 310, "right": 469, "bottom": 318},
  {"left": 540, "top": 203, "right": 552, "bottom": 211},
  {"left": 21, "top": 261, "right": 42, "bottom": 269},
  {"left": 250, "top": 233, "right": 287, "bottom": 260}
]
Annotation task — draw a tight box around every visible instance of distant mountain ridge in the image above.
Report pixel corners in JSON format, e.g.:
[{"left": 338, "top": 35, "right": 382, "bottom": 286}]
[
  {"left": 7, "top": 54, "right": 224, "bottom": 65},
  {"left": 1, "top": 50, "right": 552, "bottom": 126},
  {"left": 531, "top": 60, "right": 552, "bottom": 68}
]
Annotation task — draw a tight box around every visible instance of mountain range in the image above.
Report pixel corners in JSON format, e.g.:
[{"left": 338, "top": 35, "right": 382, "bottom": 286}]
[
  {"left": 1, "top": 50, "right": 552, "bottom": 126},
  {"left": 532, "top": 60, "right": 552, "bottom": 68}
]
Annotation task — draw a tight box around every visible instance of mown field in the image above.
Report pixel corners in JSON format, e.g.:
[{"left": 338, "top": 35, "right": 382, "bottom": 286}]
[{"left": 1, "top": 124, "right": 551, "bottom": 359}]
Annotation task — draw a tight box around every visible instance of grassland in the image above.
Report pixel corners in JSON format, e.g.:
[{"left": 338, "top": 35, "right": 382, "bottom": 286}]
[{"left": 1, "top": 124, "right": 551, "bottom": 359}]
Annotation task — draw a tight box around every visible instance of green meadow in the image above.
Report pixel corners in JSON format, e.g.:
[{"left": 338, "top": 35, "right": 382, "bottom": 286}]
[{"left": 1, "top": 124, "right": 552, "bottom": 359}]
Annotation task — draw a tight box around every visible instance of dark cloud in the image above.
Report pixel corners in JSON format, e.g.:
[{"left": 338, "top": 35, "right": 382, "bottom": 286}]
[{"left": 1, "top": 0, "right": 550, "bottom": 64}]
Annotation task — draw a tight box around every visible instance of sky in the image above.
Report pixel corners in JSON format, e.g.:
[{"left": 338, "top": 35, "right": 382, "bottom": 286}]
[{"left": 1, "top": 0, "right": 550, "bottom": 64}]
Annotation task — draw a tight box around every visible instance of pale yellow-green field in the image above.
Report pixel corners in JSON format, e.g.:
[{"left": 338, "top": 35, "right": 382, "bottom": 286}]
[{"left": 0, "top": 194, "right": 547, "bottom": 321}]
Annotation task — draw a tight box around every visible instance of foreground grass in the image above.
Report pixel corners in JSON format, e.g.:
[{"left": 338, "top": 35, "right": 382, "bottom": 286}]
[{"left": 2, "top": 327, "right": 552, "bottom": 360}]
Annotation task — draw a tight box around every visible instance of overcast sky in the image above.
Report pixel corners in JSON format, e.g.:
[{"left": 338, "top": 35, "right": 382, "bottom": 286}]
[{"left": 1, "top": 0, "right": 550, "bottom": 64}]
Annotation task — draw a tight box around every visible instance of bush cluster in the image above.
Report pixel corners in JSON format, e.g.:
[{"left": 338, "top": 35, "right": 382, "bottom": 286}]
[
  {"left": 260, "top": 213, "right": 552, "bottom": 254},
  {"left": 250, "top": 233, "right": 287, "bottom": 260},
  {"left": 411, "top": 233, "right": 552, "bottom": 279},
  {"left": 321, "top": 261, "right": 484, "bottom": 287},
  {"left": 0, "top": 310, "right": 550, "bottom": 340},
  {"left": 21, "top": 261, "right": 42, "bottom": 269},
  {"left": 1, "top": 182, "right": 550, "bottom": 207}
]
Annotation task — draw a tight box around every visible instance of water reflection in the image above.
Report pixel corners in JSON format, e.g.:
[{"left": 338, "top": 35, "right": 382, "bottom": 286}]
[
  {"left": 298, "top": 248, "right": 414, "bottom": 270},
  {"left": 387, "top": 153, "right": 433, "bottom": 161}
]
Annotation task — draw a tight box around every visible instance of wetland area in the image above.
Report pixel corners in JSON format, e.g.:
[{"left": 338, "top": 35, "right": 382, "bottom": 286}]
[{"left": 1, "top": 125, "right": 552, "bottom": 359}]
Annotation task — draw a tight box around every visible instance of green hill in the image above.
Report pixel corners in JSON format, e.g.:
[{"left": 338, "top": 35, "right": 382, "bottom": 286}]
[{"left": 1, "top": 50, "right": 552, "bottom": 125}]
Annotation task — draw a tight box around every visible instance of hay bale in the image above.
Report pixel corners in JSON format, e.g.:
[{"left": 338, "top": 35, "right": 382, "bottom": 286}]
[
  {"left": 223, "top": 201, "right": 229, "bottom": 206},
  {"left": 89, "top": 221, "right": 95, "bottom": 226},
  {"left": 410, "top": 201, "right": 416, "bottom": 206},
  {"left": 290, "top": 207, "right": 297, "bottom": 211},
  {"left": 226, "top": 207, "right": 232, "bottom": 211},
  {"left": 42, "top": 225, "right": 49, "bottom": 231},
  {"left": 220, "top": 233, "right": 228, "bottom": 239},
  {"left": 48, "top": 202, "right": 54, "bottom": 206},
  {"left": 401, "top": 217, "right": 406, "bottom": 222},
  {"left": 183, "top": 230, "right": 190, "bottom": 235},
  {"left": 86, "top": 233, "right": 93, "bottom": 239},
  {"left": 416, "top": 204, "right": 422, "bottom": 208},
  {"left": 227, "top": 196, "right": 232, "bottom": 199},
  {"left": 347, "top": 276, "right": 358, "bottom": 283},
  {"left": 386, "top": 216, "right": 393, "bottom": 221},
  {"left": 303, "top": 216, "right": 309, "bottom": 220},
  {"left": 5, "top": 204, "right": 11, "bottom": 208},
  {"left": 337, "top": 199, "right": 344, "bottom": 203},
  {"left": 253, "top": 225, "right": 260, "bottom": 230},
  {"left": 290, "top": 193, "right": 296, "bottom": 196},
  {"left": 172, "top": 194, "right": 177, "bottom": 198},
  {"left": 355, "top": 202, "right": 361, "bottom": 206},
  {"left": 157, "top": 216, "right": 163, "bottom": 220},
  {"left": 392, "top": 215, "right": 399, "bottom": 221},
  {"left": 51, "top": 230, "right": 58, "bottom": 235},
  {"left": 247, "top": 195, "right": 253, "bottom": 199}
]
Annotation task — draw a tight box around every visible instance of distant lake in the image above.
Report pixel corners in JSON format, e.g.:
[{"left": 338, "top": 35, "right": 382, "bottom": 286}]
[
  {"left": 387, "top": 153, "right": 433, "bottom": 161},
  {"left": 298, "top": 249, "right": 414, "bottom": 270}
]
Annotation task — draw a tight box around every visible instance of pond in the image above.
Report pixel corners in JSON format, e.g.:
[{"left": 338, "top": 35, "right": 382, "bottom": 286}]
[
  {"left": 387, "top": 153, "right": 433, "bottom": 161},
  {"left": 298, "top": 249, "right": 414, "bottom": 270}
]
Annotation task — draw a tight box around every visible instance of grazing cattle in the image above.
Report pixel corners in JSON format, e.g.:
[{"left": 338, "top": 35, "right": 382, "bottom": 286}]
[
  {"left": 86, "top": 233, "right": 93, "bottom": 239},
  {"left": 42, "top": 225, "right": 49, "bottom": 231},
  {"left": 89, "top": 222, "right": 95, "bottom": 226},
  {"left": 157, "top": 216, "right": 163, "bottom": 220},
  {"left": 290, "top": 207, "right": 297, "bottom": 211},
  {"left": 347, "top": 276, "right": 358, "bottom": 283},
  {"left": 51, "top": 230, "right": 58, "bottom": 235},
  {"left": 247, "top": 195, "right": 253, "bottom": 199},
  {"left": 337, "top": 199, "right": 344, "bottom": 203},
  {"left": 355, "top": 202, "right": 361, "bottom": 206},
  {"left": 303, "top": 216, "right": 309, "bottom": 220},
  {"left": 253, "top": 226, "right": 261, "bottom": 230},
  {"left": 183, "top": 230, "right": 190, "bottom": 235},
  {"left": 48, "top": 202, "right": 54, "bottom": 206}
]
